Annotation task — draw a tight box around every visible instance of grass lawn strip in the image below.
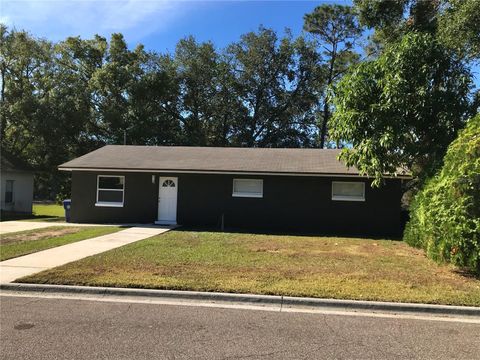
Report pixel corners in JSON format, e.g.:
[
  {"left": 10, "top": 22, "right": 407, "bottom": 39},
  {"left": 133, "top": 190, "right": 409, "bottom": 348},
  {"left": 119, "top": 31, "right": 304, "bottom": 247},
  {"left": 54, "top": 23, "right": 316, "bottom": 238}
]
[
  {"left": 26, "top": 204, "right": 65, "bottom": 222},
  {"left": 32, "top": 204, "right": 64, "bottom": 218},
  {"left": 19, "top": 230, "right": 480, "bottom": 306},
  {"left": 0, "top": 226, "right": 123, "bottom": 261},
  {"left": 2, "top": 204, "right": 65, "bottom": 222}
]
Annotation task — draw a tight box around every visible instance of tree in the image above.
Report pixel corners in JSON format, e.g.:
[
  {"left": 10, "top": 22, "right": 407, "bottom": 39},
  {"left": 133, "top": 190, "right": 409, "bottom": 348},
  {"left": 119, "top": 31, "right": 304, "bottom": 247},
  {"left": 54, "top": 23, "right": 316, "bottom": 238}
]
[
  {"left": 89, "top": 33, "right": 148, "bottom": 145},
  {"left": 437, "top": 0, "right": 480, "bottom": 61},
  {"left": 329, "top": 32, "right": 472, "bottom": 186},
  {"left": 0, "top": 26, "right": 67, "bottom": 197},
  {"left": 404, "top": 114, "right": 480, "bottom": 274},
  {"left": 207, "top": 59, "right": 244, "bottom": 146},
  {"left": 354, "top": 0, "right": 439, "bottom": 53},
  {"left": 174, "top": 37, "right": 218, "bottom": 145},
  {"left": 354, "top": 0, "right": 480, "bottom": 62},
  {"left": 126, "top": 52, "right": 182, "bottom": 146},
  {"left": 53, "top": 35, "right": 108, "bottom": 146},
  {"left": 1, "top": 28, "right": 109, "bottom": 197},
  {"left": 0, "top": 26, "right": 52, "bottom": 163},
  {"left": 174, "top": 37, "right": 241, "bottom": 146},
  {"left": 0, "top": 24, "right": 340, "bottom": 199},
  {"left": 303, "top": 4, "right": 362, "bottom": 148},
  {"left": 33, "top": 35, "right": 107, "bottom": 197},
  {"left": 226, "top": 27, "right": 319, "bottom": 147}
]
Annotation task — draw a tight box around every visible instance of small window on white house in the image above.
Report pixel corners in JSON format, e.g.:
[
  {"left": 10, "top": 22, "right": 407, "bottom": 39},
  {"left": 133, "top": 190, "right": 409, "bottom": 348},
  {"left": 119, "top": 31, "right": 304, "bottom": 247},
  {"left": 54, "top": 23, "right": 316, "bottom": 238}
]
[
  {"left": 232, "top": 179, "right": 263, "bottom": 198},
  {"left": 5, "top": 180, "right": 14, "bottom": 204},
  {"left": 96, "top": 175, "right": 125, "bottom": 207},
  {"left": 332, "top": 181, "right": 365, "bottom": 202}
]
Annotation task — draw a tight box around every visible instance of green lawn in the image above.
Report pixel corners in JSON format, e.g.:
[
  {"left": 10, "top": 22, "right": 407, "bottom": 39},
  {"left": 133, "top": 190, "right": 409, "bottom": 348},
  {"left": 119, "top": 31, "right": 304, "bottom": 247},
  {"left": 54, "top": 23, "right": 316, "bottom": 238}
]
[
  {"left": 0, "top": 226, "right": 123, "bottom": 261},
  {"left": 27, "top": 203, "right": 65, "bottom": 222},
  {"left": 18, "top": 230, "right": 480, "bottom": 306},
  {"left": 33, "top": 204, "right": 64, "bottom": 218},
  {"left": 1, "top": 204, "right": 65, "bottom": 222}
]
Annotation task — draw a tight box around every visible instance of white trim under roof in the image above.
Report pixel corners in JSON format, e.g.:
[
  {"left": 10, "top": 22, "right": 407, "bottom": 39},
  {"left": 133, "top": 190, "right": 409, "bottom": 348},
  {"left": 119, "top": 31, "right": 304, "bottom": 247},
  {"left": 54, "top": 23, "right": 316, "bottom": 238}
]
[{"left": 58, "top": 167, "right": 411, "bottom": 179}]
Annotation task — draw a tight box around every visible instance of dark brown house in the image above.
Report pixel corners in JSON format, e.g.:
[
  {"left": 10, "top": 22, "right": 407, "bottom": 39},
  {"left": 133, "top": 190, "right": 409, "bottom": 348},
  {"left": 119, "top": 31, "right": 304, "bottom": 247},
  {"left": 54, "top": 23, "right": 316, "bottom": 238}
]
[{"left": 59, "top": 145, "right": 409, "bottom": 236}]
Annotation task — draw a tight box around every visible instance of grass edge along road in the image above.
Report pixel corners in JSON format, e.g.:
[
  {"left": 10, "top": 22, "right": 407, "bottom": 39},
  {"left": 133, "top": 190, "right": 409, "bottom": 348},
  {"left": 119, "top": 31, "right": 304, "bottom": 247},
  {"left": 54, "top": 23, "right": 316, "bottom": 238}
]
[{"left": 19, "top": 230, "right": 480, "bottom": 306}]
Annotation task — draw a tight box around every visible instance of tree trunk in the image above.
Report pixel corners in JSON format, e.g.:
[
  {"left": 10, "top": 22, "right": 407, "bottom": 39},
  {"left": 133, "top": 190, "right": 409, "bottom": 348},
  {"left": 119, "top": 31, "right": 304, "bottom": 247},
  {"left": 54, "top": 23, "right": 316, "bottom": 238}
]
[
  {"left": 0, "top": 66, "right": 6, "bottom": 140},
  {"left": 319, "top": 101, "right": 329, "bottom": 148},
  {"left": 319, "top": 42, "right": 337, "bottom": 149}
]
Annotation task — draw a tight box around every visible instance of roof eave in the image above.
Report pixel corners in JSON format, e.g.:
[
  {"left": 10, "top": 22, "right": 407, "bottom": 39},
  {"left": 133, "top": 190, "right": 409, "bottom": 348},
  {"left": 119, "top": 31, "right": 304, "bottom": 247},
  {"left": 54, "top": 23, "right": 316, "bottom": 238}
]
[{"left": 58, "top": 166, "right": 412, "bottom": 179}]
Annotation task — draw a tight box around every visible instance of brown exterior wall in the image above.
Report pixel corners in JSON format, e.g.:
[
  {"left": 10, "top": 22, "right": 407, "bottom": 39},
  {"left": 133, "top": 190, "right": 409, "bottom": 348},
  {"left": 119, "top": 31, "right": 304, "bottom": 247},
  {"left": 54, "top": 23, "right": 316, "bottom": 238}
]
[{"left": 70, "top": 171, "right": 403, "bottom": 237}]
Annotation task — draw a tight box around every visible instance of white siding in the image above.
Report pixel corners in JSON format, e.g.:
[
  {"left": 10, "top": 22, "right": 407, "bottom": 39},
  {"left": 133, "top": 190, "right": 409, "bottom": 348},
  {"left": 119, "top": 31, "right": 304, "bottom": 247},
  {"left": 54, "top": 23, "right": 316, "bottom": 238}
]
[{"left": 0, "top": 171, "right": 34, "bottom": 213}]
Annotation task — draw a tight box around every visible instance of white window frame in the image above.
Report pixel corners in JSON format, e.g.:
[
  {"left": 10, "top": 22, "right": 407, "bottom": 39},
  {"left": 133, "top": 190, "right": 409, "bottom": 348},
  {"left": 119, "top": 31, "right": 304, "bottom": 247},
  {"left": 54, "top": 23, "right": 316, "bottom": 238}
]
[
  {"left": 232, "top": 178, "right": 263, "bottom": 198},
  {"left": 95, "top": 175, "right": 125, "bottom": 207},
  {"left": 331, "top": 181, "right": 365, "bottom": 202}
]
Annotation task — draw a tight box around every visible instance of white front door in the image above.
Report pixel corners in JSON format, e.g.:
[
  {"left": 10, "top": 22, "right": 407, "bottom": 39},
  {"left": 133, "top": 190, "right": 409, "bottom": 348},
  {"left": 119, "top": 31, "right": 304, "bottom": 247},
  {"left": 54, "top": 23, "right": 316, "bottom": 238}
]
[{"left": 156, "top": 177, "right": 178, "bottom": 224}]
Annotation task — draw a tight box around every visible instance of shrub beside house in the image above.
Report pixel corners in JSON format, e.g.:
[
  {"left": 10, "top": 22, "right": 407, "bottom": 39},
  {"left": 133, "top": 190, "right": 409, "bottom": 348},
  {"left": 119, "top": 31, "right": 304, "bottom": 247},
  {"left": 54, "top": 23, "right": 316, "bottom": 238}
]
[{"left": 404, "top": 115, "right": 480, "bottom": 274}]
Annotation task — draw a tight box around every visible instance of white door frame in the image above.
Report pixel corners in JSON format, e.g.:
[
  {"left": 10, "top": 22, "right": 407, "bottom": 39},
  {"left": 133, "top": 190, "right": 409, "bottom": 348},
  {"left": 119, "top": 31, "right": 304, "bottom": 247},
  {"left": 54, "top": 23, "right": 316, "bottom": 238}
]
[{"left": 155, "top": 176, "right": 178, "bottom": 225}]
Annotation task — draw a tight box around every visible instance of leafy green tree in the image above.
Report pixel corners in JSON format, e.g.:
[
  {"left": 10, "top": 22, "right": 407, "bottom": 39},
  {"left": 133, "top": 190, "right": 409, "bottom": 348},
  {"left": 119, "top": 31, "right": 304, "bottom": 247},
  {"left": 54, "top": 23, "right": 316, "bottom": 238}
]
[
  {"left": 89, "top": 33, "right": 148, "bottom": 144},
  {"left": 226, "top": 27, "right": 319, "bottom": 147},
  {"left": 354, "top": 0, "right": 406, "bottom": 30},
  {"left": 174, "top": 37, "right": 217, "bottom": 145},
  {"left": 0, "top": 26, "right": 64, "bottom": 197},
  {"left": 404, "top": 114, "right": 480, "bottom": 274},
  {"left": 33, "top": 36, "right": 105, "bottom": 197},
  {"left": 0, "top": 26, "right": 51, "bottom": 162},
  {"left": 355, "top": 0, "right": 480, "bottom": 62},
  {"left": 303, "top": 4, "right": 362, "bottom": 148},
  {"left": 330, "top": 33, "right": 472, "bottom": 186},
  {"left": 354, "top": 0, "right": 439, "bottom": 53},
  {"left": 1, "top": 28, "right": 108, "bottom": 197},
  {"left": 207, "top": 59, "right": 244, "bottom": 146},
  {"left": 54, "top": 35, "right": 108, "bottom": 144},
  {"left": 126, "top": 52, "right": 182, "bottom": 146},
  {"left": 437, "top": 0, "right": 480, "bottom": 61},
  {"left": 173, "top": 37, "right": 241, "bottom": 146}
]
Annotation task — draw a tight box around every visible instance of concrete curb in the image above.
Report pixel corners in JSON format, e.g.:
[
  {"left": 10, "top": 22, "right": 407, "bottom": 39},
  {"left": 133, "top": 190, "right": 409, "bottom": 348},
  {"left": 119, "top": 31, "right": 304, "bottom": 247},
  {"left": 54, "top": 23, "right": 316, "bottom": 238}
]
[{"left": 1, "top": 283, "right": 479, "bottom": 317}]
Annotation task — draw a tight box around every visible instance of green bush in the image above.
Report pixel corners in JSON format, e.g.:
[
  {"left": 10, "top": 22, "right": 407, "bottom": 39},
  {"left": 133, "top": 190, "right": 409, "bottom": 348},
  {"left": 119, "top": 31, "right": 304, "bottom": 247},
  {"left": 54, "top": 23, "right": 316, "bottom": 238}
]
[{"left": 404, "top": 115, "right": 480, "bottom": 274}]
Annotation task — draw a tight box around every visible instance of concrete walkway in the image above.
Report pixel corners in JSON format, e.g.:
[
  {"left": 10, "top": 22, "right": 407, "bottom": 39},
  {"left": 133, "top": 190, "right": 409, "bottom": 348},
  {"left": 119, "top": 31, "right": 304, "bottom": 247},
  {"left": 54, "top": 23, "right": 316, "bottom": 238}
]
[
  {"left": 0, "top": 221, "right": 112, "bottom": 235},
  {"left": 0, "top": 226, "right": 172, "bottom": 283}
]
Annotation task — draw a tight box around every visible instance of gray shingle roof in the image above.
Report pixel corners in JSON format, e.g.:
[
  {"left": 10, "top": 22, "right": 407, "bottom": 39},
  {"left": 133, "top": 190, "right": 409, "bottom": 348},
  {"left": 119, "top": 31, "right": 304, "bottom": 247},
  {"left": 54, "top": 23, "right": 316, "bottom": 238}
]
[{"left": 59, "top": 145, "right": 409, "bottom": 177}]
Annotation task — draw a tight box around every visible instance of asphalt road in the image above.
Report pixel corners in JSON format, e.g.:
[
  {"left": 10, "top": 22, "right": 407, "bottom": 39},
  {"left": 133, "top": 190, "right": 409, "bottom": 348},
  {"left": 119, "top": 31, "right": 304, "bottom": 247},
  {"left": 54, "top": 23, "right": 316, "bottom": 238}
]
[{"left": 1, "top": 295, "right": 479, "bottom": 360}]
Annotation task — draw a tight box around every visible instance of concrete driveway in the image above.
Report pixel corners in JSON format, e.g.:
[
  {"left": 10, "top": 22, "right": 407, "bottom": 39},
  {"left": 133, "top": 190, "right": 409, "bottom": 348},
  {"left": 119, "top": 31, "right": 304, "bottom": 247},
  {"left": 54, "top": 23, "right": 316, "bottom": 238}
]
[
  {"left": 0, "top": 221, "right": 111, "bottom": 235},
  {"left": 0, "top": 226, "right": 173, "bottom": 283}
]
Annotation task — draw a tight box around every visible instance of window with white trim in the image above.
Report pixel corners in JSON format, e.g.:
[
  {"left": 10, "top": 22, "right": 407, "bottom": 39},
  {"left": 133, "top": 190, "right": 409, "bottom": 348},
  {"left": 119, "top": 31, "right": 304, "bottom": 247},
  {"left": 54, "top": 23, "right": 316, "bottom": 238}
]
[
  {"left": 96, "top": 175, "right": 125, "bottom": 207},
  {"left": 331, "top": 181, "right": 365, "bottom": 202},
  {"left": 232, "top": 179, "right": 263, "bottom": 198}
]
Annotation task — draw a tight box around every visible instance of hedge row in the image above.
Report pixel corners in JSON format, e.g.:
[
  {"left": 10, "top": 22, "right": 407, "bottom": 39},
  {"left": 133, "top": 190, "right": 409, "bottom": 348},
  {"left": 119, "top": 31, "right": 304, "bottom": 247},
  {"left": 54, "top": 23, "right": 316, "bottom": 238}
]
[{"left": 404, "top": 114, "right": 480, "bottom": 274}]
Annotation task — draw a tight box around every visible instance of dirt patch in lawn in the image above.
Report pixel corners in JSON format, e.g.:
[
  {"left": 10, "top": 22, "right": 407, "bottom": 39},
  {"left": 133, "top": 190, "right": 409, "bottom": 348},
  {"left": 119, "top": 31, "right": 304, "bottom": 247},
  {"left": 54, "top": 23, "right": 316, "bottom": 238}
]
[{"left": 1, "top": 227, "right": 82, "bottom": 245}]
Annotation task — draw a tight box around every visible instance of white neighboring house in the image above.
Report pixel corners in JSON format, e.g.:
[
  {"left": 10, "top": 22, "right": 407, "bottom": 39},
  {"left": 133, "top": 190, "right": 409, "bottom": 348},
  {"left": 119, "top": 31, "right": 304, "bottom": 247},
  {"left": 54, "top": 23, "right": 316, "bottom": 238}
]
[{"left": 1, "top": 154, "right": 34, "bottom": 213}]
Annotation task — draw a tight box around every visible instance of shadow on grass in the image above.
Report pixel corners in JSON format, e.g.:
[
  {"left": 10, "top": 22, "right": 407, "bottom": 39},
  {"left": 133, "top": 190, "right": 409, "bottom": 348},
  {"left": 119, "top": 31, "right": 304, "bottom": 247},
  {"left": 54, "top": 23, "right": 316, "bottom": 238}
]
[
  {"left": 452, "top": 268, "right": 480, "bottom": 280},
  {"left": 0, "top": 211, "right": 65, "bottom": 222},
  {"left": 172, "top": 225, "right": 403, "bottom": 241}
]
